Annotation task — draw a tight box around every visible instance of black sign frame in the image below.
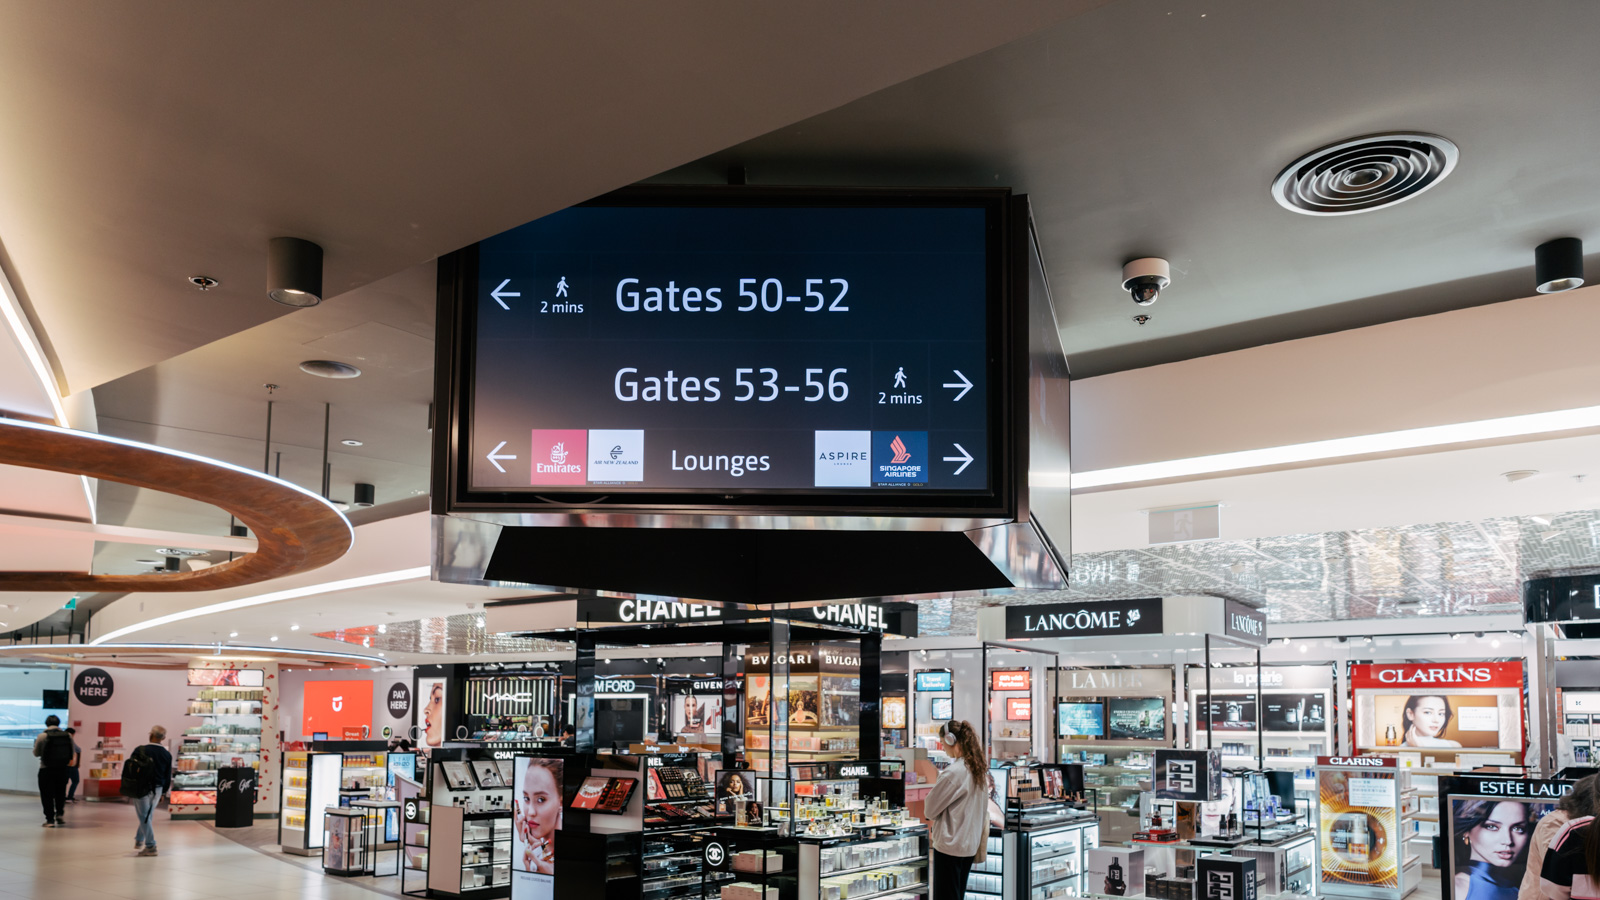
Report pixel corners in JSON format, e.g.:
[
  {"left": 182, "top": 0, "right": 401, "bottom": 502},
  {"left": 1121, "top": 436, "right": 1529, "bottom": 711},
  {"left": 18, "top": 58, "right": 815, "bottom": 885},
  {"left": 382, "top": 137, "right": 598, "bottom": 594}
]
[
  {"left": 1223, "top": 599, "right": 1268, "bottom": 646},
  {"left": 1005, "top": 598, "right": 1163, "bottom": 640},
  {"left": 432, "top": 184, "right": 1027, "bottom": 519},
  {"left": 1437, "top": 775, "right": 1575, "bottom": 898}
]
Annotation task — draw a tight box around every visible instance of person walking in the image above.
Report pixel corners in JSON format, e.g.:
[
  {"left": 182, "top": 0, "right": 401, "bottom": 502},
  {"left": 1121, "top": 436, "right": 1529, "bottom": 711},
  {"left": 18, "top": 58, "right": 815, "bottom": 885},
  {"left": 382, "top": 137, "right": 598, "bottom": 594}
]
[
  {"left": 924, "top": 720, "right": 990, "bottom": 900},
  {"left": 63, "top": 727, "right": 82, "bottom": 803},
  {"left": 120, "top": 725, "right": 172, "bottom": 856},
  {"left": 32, "top": 714, "right": 74, "bottom": 827}
]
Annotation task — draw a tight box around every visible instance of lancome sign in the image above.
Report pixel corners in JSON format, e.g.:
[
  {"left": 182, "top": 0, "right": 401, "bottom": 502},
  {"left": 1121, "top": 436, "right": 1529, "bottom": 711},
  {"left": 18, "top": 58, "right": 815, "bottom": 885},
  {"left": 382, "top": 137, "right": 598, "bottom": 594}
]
[
  {"left": 1005, "top": 598, "right": 1163, "bottom": 640},
  {"left": 1223, "top": 600, "right": 1267, "bottom": 646}
]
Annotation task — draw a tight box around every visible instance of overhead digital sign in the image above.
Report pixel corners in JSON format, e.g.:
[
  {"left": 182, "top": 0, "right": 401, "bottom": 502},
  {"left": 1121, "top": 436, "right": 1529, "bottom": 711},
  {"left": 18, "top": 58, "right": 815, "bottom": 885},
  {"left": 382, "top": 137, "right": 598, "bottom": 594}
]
[{"left": 434, "top": 186, "right": 1023, "bottom": 517}]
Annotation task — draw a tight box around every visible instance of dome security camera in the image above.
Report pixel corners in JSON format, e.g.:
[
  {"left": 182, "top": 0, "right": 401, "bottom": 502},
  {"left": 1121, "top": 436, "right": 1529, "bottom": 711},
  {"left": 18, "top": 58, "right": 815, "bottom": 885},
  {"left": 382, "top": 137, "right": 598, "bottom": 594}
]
[{"left": 1122, "top": 258, "right": 1171, "bottom": 306}]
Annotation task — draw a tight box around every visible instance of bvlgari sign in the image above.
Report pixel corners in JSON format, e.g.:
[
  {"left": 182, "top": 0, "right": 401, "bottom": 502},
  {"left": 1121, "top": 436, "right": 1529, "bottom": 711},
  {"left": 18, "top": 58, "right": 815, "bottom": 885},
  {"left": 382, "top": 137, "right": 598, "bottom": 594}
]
[{"left": 1005, "top": 598, "right": 1163, "bottom": 640}]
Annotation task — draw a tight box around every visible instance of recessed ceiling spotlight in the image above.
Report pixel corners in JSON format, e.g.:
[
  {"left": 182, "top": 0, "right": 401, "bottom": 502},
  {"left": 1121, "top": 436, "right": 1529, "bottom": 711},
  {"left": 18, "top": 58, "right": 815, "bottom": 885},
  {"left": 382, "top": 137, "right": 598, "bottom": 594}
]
[
  {"left": 1536, "top": 237, "right": 1585, "bottom": 293},
  {"left": 1272, "top": 133, "right": 1458, "bottom": 215},
  {"left": 290, "top": 624, "right": 300, "bottom": 631},
  {"left": 188, "top": 275, "right": 219, "bottom": 291},
  {"left": 229, "top": 632, "right": 238, "bottom": 638},
  {"left": 299, "top": 359, "right": 362, "bottom": 379},
  {"left": 268, "top": 237, "right": 323, "bottom": 307},
  {"left": 1503, "top": 469, "right": 1540, "bottom": 483},
  {"left": 1491, "top": 638, "right": 1502, "bottom": 649},
  {"left": 341, "top": 439, "right": 363, "bottom": 447},
  {"left": 135, "top": 558, "right": 162, "bottom": 565},
  {"left": 270, "top": 635, "right": 279, "bottom": 642}
]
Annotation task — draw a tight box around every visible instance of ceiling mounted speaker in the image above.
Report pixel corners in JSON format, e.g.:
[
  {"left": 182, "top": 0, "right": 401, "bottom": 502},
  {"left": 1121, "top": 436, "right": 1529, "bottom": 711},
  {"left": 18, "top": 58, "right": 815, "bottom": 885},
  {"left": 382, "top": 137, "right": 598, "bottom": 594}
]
[
  {"left": 268, "top": 236, "right": 324, "bottom": 307},
  {"left": 1272, "top": 133, "right": 1458, "bottom": 216},
  {"left": 353, "top": 483, "right": 376, "bottom": 508},
  {"left": 1535, "top": 237, "right": 1585, "bottom": 293}
]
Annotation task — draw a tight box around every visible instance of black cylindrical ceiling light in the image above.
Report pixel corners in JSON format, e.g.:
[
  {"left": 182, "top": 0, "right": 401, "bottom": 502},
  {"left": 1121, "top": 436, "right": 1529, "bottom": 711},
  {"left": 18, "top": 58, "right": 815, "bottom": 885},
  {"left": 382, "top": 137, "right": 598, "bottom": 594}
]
[
  {"left": 1535, "top": 237, "right": 1584, "bottom": 293},
  {"left": 353, "top": 482, "right": 376, "bottom": 508},
  {"left": 230, "top": 524, "right": 249, "bottom": 538},
  {"left": 268, "top": 236, "right": 324, "bottom": 307}
]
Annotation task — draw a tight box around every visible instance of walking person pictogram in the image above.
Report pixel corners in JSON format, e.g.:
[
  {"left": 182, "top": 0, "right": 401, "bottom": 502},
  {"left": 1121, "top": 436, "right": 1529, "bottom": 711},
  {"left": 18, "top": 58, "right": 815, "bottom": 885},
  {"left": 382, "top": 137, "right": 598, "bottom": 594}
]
[
  {"left": 556, "top": 277, "right": 569, "bottom": 298},
  {"left": 893, "top": 367, "right": 907, "bottom": 389}
]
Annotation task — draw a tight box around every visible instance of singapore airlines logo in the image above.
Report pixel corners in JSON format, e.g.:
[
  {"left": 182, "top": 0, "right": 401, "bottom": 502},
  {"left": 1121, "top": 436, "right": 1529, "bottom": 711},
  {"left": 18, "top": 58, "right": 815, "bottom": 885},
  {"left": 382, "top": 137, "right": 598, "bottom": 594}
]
[
  {"left": 550, "top": 443, "right": 569, "bottom": 465},
  {"left": 331, "top": 695, "right": 344, "bottom": 712},
  {"left": 889, "top": 435, "right": 912, "bottom": 464}
]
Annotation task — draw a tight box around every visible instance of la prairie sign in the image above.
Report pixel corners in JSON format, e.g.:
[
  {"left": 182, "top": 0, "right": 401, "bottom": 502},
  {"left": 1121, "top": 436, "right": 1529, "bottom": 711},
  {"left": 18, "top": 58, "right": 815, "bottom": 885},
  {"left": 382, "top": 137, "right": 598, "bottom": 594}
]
[{"left": 1005, "top": 598, "right": 1163, "bottom": 640}]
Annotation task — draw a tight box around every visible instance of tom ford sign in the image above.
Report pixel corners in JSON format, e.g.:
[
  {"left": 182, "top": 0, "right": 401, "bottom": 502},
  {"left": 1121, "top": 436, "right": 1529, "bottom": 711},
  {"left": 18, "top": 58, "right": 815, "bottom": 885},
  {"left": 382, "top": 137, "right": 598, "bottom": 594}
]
[{"left": 1005, "top": 598, "right": 1163, "bottom": 640}]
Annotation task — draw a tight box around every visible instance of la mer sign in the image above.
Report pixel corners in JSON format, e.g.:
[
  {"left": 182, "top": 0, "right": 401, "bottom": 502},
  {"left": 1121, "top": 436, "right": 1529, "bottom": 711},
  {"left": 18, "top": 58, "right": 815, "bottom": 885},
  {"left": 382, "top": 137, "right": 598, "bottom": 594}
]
[{"left": 1004, "top": 598, "right": 1163, "bottom": 640}]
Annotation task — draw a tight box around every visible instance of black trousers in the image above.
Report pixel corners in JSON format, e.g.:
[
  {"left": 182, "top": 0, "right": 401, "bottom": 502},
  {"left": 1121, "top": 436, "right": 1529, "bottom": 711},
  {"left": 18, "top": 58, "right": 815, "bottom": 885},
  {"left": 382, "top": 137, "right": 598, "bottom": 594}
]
[
  {"left": 38, "top": 768, "right": 67, "bottom": 822},
  {"left": 933, "top": 849, "right": 975, "bottom": 900}
]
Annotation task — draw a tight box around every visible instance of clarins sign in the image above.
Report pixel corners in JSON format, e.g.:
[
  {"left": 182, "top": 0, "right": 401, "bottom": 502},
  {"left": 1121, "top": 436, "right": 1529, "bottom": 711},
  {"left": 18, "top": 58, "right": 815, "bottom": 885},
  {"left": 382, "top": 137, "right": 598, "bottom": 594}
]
[
  {"left": 1004, "top": 598, "right": 1163, "bottom": 640},
  {"left": 1350, "top": 662, "right": 1523, "bottom": 690},
  {"left": 1318, "top": 756, "right": 1396, "bottom": 768}
]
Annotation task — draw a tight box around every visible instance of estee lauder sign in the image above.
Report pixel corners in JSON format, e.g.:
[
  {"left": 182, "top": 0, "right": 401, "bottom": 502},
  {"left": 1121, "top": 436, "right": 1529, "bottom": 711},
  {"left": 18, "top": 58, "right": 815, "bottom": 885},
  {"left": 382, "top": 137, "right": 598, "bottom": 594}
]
[{"left": 1004, "top": 598, "right": 1163, "bottom": 640}]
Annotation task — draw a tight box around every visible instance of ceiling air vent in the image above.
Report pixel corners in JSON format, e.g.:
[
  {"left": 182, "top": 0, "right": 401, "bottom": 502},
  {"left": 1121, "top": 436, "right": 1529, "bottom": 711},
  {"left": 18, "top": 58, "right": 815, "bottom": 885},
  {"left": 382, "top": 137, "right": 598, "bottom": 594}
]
[
  {"left": 299, "top": 359, "right": 363, "bottom": 379},
  {"left": 1272, "top": 133, "right": 1458, "bottom": 216}
]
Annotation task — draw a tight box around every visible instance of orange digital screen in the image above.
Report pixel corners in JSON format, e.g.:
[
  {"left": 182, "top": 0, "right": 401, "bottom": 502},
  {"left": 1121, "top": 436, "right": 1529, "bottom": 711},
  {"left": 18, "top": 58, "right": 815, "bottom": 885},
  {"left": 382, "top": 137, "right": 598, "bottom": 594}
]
[{"left": 302, "top": 680, "right": 373, "bottom": 738}]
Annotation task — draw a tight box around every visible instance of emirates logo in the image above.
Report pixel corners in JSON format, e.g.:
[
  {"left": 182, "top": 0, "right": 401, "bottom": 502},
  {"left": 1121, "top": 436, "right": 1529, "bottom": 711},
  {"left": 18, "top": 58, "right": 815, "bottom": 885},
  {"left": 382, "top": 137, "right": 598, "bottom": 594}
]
[
  {"left": 889, "top": 435, "right": 912, "bottom": 465},
  {"left": 550, "top": 442, "right": 569, "bottom": 465}
]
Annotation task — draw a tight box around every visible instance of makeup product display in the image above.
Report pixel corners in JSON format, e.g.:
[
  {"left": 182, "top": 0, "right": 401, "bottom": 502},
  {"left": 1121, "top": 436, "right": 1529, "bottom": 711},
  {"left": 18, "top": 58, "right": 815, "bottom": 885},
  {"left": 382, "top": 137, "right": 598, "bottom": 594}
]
[{"left": 643, "top": 759, "right": 723, "bottom": 829}]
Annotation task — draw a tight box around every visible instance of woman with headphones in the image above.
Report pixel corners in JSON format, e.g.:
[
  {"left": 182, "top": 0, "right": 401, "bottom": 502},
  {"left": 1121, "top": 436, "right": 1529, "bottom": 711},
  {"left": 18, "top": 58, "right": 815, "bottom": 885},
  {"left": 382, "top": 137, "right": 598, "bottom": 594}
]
[{"left": 924, "top": 720, "right": 990, "bottom": 900}]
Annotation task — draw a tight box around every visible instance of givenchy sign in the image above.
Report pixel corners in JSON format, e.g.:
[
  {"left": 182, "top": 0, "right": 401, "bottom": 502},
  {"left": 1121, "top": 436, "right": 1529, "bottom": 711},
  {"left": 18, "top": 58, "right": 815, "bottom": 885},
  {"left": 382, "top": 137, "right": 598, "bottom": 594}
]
[{"left": 1004, "top": 598, "right": 1163, "bottom": 640}]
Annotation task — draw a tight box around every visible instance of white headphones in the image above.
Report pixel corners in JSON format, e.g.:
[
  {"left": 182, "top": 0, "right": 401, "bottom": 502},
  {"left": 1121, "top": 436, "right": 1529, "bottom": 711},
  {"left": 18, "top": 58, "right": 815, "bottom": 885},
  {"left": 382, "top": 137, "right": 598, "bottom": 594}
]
[{"left": 941, "top": 726, "right": 958, "bottom": 746}]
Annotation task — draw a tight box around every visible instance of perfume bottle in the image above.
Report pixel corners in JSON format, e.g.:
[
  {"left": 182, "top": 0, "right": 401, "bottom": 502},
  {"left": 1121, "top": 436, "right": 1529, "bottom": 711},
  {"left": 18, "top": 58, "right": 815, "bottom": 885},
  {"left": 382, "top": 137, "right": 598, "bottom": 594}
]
[
  {"left": 1105, "top": 858, "right": 1126, "bottom": 896},
  {"left": 1384, "top": 725, "right": 1398, "bottom": 746}
]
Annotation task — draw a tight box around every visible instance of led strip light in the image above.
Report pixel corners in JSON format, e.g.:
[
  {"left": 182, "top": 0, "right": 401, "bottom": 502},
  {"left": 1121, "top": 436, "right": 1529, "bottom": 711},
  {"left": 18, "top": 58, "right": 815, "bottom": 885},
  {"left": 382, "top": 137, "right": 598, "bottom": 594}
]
[
  {"left": 1063, "top": 403, "right": 1600, "bottom": 490},
  {"left": 89, "top": 565, "right": 430, "bottom": 645}
]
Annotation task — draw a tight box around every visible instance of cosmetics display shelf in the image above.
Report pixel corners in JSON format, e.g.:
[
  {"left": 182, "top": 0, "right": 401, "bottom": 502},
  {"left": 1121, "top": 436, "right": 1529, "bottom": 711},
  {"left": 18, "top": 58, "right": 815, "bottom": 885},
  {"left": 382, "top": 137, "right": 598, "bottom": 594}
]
[{"left": 426, "top": 807, "right": 511, "bottom": 897}]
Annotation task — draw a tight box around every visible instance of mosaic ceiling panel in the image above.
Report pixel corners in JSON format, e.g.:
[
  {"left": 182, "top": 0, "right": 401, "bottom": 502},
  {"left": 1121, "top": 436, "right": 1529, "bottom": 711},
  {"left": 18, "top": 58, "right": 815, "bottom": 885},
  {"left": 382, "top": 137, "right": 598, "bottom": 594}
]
[
  {"left": 316, "top": 613, "right": 573, "bottom": 656},
  {"left": 922, "top": 509, "right": 1600, "bottom": 636}
]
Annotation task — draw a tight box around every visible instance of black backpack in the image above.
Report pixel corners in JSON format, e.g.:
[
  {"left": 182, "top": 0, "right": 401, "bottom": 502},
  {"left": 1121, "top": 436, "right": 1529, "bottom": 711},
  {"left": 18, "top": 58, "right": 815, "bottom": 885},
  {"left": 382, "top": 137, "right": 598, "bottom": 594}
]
[
  {"left": 119, "top": 746, "right": 155, "bottom": 797},
  {"left": 40, "top": 731, "right": 73, "bottom": 768}
]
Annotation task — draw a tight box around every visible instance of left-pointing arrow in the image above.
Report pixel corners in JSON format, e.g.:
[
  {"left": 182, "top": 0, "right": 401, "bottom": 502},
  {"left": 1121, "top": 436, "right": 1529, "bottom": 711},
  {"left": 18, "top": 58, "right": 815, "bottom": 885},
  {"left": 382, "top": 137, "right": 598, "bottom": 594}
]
[
  {"left": 490, "top": 279, "right": 520, "bottom": 310},
  {"left": 486, "top": 440, "right": 518, "bottom": 474}
]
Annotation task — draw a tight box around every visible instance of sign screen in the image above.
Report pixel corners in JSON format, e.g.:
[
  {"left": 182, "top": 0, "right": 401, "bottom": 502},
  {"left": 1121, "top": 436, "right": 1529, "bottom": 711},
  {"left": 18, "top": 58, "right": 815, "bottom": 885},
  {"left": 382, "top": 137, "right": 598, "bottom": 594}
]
[
  {"left": 915, "top": 671, "right": 953, "bottom": 692},
  {"left": 302, "top": 681, "right": 373, "bottom": 740},
  {"left": 438, "top": 187, "right": 1021, "bottom": 516}
]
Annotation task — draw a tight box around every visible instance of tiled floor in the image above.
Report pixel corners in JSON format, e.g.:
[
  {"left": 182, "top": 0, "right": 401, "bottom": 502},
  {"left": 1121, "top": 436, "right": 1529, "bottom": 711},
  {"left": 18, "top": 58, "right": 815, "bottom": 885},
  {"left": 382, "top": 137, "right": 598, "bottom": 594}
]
[{"left": 0, "top": 792, "right": 405, "bottom": 900}]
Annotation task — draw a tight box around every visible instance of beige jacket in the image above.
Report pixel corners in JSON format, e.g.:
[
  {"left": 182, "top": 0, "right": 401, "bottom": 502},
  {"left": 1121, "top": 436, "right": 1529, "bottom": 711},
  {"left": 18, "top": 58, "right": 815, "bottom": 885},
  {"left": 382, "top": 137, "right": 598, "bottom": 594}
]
[
  {"left": 926, "top": 763, "right": 989, "bottom": 862},
  {"left": 1525, "top": 810, "right": 1571, "bottom": 900}
]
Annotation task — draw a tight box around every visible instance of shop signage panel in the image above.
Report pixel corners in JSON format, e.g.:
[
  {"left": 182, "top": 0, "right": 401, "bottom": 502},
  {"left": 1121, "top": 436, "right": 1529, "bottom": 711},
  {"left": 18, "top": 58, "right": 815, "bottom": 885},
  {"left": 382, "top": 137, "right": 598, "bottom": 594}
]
[
  {"left": 1223, "top": 599, "right": 1268, "bottom": 645},
  {"left": 1437, "top": 776, "right": 1573, "bottom": 900},
  {"left": 303, "top": 681, "right": 374, "bottom": 739},
  {"left": 578, "top": 596, "right": 722, "bottom": 625},
  {"left": 1317, "top": 756, "right": 1397, "bottom": 768},
  {"left": 436, "top": 187, "right": 1023, "bottom": 517},
  {"left": 1350, "top": 662, "right": 1523, "bottom": 690},
  {"left": 915, "top": 671, "right": 953, "bottom": 692},
  {"left": 1153, "top": 748, "right": 1222, "bottom": 801},
  {"left": 992, "top": 670, "right": 1031, "bottom": 691},
  {"left": 1058, "top": 666, "right": 1172, "bottom": 695},
  {"left": 1524, "top": 573, "right": 1600, "bottom": 623},
  {"left": 1197, "top": 856, "right": 1257, "bottom": 900},
  {"left": 72, "top": 667, "right": 114, "bottom": 706},
  {"left": 387, "top": 682, "right": 411, "bottom": 719},
  {"left": 1005, "top": 598, "right": 1163, "bottom": 640}
]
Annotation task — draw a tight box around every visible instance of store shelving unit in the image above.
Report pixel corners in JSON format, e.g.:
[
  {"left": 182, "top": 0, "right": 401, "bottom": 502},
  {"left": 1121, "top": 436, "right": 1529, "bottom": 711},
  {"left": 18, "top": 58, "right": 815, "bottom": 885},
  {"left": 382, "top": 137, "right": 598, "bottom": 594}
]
[
  {"left": 964, "top": 831, "right": 1005, "bottom": 900},
  {"left": 801, "top": 827, "right": 927, "bottom": 900},
  {"left": 281, "top": 751, "right": 345, "bottom": 857},
  {"left": 643, "top": 830, "right": 738, "bottom": 900},
  {"left": 84, "top": 723, "right": 124, "bottom": 801},
  {"left": 401, "top": 791, "right": 430, "bottom": 897},
  {"left": 426, "top": 806, "right": 511, "bottom": 897},
  {"left": 177, "top": 686, "right": 264, "bottom": 806}
]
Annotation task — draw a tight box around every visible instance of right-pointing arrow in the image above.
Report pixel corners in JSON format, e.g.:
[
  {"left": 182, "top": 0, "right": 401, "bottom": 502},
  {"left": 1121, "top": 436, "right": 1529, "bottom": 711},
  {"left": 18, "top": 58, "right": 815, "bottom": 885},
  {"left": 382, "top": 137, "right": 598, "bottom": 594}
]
[
  {"left": 490, "top": 278, "right": 520, "bottom": 310},
  {"left": 486, "top": 440, "right": 518, "bottom": 474},
  {"left": 943, "top": 443, "right": 974, "bottom": 475},
  {"left": 942, "top": 369, "right": 973, "bottom": 401}
]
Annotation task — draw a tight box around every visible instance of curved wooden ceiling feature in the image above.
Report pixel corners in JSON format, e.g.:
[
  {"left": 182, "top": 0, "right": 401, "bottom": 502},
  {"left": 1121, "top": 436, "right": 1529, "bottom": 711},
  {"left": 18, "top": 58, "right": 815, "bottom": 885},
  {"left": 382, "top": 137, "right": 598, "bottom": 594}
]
[{"left": 0, "top": 418, "right": 352, "bottom": 591}]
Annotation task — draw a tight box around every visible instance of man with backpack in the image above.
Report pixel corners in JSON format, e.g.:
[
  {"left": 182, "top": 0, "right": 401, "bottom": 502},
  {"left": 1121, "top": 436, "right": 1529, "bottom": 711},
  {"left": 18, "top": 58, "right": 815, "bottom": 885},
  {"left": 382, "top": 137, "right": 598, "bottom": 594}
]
[
  {"left": 32, "top": 714, "right": 73, "bottom": 827},
  {"left": 120, "top": 725, "right": 172, "bottom": 856}
]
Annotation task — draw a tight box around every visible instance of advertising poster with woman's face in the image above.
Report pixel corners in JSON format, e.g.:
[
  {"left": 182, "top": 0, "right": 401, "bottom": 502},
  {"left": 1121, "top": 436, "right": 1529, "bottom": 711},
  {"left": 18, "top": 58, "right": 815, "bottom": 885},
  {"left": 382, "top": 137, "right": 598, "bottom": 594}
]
[
  {"left": 1375, "top": 695, "right": 1504, "bottom": 749},
  {"left": 1449, "top": 798, "right": 1552, "bottom": 900},
  {"left": 420, "top": 678, "right": 448, "bottom": 748},
  {"left": 512, "top": 757, "right": 564, "bottom": 900}
]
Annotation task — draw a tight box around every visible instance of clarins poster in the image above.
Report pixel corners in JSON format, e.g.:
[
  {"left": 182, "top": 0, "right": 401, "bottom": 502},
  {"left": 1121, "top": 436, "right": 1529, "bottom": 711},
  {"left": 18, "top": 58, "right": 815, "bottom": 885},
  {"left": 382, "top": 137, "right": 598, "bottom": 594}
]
[{"left": 1319, "top": 769, "right": 1399, "bottom": 889}]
